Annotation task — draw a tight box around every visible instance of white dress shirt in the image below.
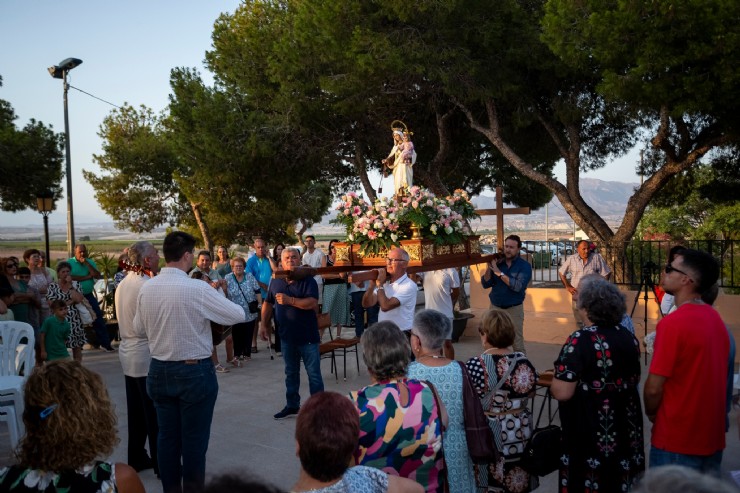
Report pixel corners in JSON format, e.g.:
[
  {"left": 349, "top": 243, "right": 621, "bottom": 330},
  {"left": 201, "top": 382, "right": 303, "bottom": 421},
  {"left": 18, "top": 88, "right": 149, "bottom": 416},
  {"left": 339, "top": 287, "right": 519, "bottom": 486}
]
[{"left": 133, "top": 267, "right": 245, "bottom": 361}]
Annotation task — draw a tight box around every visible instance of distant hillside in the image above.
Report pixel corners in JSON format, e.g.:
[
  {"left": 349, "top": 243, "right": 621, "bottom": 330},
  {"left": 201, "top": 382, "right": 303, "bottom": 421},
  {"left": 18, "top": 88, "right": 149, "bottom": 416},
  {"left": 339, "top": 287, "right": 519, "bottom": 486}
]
[{"left": 315, "top": 178, "right": 637, "bottom": 234}]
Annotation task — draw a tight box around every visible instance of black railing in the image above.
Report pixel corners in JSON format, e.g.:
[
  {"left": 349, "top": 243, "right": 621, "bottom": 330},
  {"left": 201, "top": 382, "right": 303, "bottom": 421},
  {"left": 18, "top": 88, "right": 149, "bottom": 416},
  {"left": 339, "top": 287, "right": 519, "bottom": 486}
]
[{"left": 486, "top": 239, "right": 739, "bottom": 290}]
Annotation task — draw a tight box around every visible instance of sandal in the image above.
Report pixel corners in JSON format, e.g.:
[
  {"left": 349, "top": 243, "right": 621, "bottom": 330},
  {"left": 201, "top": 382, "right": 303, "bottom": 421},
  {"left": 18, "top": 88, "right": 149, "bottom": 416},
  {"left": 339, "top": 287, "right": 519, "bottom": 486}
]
[
  {"left": 215, "top": 364, "right": 230, "bottom": 373},
  {"left": 229, "top": 358, "right": 242, "bottom": 368}
]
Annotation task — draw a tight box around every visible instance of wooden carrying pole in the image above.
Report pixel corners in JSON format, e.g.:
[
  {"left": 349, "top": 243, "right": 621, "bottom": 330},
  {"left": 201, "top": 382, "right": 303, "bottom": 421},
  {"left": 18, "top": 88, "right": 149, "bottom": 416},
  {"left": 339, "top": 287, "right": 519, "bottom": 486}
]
[{"left": 273, "top": 254, "right": 501, "bottom": 281}]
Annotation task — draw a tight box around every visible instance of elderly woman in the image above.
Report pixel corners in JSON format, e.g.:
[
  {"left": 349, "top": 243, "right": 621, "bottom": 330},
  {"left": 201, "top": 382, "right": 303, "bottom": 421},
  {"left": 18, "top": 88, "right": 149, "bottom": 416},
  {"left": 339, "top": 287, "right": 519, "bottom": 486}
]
[
  {"left": 551, "top": 275, "right": 645, "bottom": 492},
  {"left": 407, "top": 309, "right": 476, "bottom": 493},
  {"left": 350, "top": 321, "right": 447, "bottom": 493},
  {"left": 0, "top": 360, "right": 144, "bottom": 493},
  {"left": 225, "top": 256, "right": 261, "bottom": 364},
  {"left": 24, "top": 248, "right": 53, "bottom": 322},
  {"left": 292, "top": 391, "right": 423, "bottom": 493},
  {"left": 45, "top": 261, "right": 86, "bottom": 362},
  {"left": 466, "top": 309, "right": 538, "bottom": 492}
]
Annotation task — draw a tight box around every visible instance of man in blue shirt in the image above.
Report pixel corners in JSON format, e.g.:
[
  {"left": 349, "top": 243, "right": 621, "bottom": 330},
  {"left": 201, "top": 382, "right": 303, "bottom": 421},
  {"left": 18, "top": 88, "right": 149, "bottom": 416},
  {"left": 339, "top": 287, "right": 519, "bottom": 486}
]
[
  {"left": 481, "top": 234, "right": 532, "bottom": 354},
  {"left": 247, "top": 239, "right": 274, "bottom": 352},
  {"left": 260, "top": 247, "right": 324, "bottom": 420}
]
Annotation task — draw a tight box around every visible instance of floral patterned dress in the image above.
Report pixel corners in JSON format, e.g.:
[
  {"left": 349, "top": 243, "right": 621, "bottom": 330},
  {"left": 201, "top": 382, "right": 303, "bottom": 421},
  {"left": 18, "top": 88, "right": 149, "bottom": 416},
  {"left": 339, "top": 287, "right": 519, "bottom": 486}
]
[
  {"left": 466, "top": 353, "right": 538, "bottom": 493},
  {"left": 554, "top": 324, "right": 645, "bottom": 492},
  {"left": 407, "top": 361, "right": 477, "bottom": 493},
  {"left": 0, "top": 461, "right": 117, "bottom": 492},
  {"left": 350, "top": 379, "right": 445, "bottom": 493},
  {"left": 46, "top": 281, "right": 85, "bottom": 348}
]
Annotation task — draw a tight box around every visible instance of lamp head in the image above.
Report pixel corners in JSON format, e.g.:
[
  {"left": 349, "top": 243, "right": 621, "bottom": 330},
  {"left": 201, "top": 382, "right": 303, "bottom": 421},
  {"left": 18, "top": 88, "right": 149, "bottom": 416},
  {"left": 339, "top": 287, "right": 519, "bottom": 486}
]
[{"left": 48, "top": 58, "right": 83, "bottom": 79}]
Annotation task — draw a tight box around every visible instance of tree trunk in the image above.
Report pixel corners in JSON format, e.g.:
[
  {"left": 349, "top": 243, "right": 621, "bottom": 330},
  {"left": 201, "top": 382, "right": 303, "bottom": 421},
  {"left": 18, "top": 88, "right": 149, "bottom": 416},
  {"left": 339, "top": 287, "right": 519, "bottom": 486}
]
[
  {"left": 455, "top": 98, "right": 725, "bottom": 284},
  {"left": 190, "top": 202, "right": 213, "bottom": 253},
  {"left": 352, "top": 143, "right": 378, "bottom": 202}
]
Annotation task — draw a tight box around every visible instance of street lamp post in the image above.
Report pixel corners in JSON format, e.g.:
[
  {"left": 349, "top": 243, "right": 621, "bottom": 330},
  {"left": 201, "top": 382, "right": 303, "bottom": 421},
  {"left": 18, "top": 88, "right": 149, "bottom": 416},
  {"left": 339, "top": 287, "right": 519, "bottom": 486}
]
[
  {"left": 36, "top": 191, "right": 55, "bottom": 263},
  {"left": 48, "top": 57, "right": 83, "bottom": 259}
]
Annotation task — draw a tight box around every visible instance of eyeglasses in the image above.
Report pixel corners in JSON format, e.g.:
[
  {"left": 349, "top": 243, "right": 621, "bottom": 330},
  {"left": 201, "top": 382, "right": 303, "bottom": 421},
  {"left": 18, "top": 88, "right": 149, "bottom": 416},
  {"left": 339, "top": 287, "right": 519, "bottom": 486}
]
[
  {"left": 386, "top": 258, "right": 406, "bottom": 264},
  {"left": 5, "top": 264, "right": 17, "bottom": 269}
]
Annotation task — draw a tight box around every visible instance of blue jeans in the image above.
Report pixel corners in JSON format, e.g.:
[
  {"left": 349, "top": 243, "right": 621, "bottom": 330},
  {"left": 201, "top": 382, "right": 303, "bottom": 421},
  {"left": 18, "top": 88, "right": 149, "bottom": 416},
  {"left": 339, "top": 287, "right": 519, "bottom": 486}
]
[
  {"left": 649, "top": 445, "right": 723, "bottom": 476},
  {"left": 351, "top": 291, "right": 379, "bottom": 337},
  {"left": 147, "top": 358, "right": 218, "bottom": 493},
  {"left": 282, "top": 340, "right": 324, "bottom": 409},
  {"left": 84, "top": 292, "right": 112, "bottom": 349}
]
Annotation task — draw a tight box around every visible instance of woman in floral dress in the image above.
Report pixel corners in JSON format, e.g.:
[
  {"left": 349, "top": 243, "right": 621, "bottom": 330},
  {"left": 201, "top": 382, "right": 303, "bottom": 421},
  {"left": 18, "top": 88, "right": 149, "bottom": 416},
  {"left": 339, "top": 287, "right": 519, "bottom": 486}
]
[
  {"left": 0, "top": 360, "right": 144, "bottom": 493},
  {"left": 45, "top": 261, "right": 86, "bottom": 362},
  {"left": 466, "top": 309, "right": 538, "bottom": 493},
  {"left": 550, "top": 275, "right": 645, "bottom": 492},
  {"left": 350, "top": 321, "right": 447, "bottom": 493}
]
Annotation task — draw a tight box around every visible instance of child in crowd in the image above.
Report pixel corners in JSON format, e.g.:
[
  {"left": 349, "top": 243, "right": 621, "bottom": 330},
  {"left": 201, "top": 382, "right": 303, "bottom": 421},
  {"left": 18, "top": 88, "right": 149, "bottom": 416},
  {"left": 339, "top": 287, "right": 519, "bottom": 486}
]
[{"left": 40, "top": 299, "right": 71, "bottom": 362}]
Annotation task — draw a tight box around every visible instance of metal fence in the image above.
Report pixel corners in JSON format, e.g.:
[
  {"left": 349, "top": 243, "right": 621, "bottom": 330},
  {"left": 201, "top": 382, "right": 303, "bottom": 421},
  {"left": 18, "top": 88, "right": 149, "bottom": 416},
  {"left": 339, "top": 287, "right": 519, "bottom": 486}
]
[{"left": 491, "top": 239, "right": 739, "bottom": 290}]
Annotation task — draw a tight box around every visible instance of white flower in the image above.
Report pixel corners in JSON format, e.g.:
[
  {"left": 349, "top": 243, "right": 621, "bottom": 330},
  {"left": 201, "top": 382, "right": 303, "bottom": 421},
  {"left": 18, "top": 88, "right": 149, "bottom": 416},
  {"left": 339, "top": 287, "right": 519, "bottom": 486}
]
[
  {"left": 430, "top": 224, "right": 438, "bottom": 234},
  {"left": 23, "top": 469, "right": 57, "bottom": 490},
  {"left": 391, "top": 233, "right": 398, "bottom": 242},
  {"left": 444, "top": 226, "right": 453, "bottom": 235}
]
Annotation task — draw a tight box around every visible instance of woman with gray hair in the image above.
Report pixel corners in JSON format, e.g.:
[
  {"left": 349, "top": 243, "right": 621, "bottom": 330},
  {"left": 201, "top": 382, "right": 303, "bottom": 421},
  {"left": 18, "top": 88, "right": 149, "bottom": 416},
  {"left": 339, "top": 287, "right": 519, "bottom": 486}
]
[
  {"left": 551, "top": 276, "right": 645, "bottom": 492},
  {"left": 406, "top": 309, "right": 476, "bottom": 493},
  {"left": 350, "top": 321, "right": 447, "bottom": 492}
]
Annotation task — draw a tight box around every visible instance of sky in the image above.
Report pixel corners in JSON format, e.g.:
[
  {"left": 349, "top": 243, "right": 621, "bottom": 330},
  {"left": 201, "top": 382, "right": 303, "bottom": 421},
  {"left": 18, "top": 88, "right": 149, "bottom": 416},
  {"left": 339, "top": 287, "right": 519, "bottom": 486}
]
[{"left": 0, "top": 1, "right": 641, "bottom": 230}]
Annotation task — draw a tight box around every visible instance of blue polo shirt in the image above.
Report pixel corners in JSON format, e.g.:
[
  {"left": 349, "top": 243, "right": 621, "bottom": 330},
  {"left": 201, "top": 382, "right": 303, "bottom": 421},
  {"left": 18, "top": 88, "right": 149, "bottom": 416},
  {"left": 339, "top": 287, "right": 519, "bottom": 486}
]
[
  {"left": 481, "top": 256, "right": 532, "bottom": 308},
  {"left": 246, "top": 255, "right": 273, "bottom": 298},
  {"left": 267, "top": 277, "right": 320, "bottom": 346}
]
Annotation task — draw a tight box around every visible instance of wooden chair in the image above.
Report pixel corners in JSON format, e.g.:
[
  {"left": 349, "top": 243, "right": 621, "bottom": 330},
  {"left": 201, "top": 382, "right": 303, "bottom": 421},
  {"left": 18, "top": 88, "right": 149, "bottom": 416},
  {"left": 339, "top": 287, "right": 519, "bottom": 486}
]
[
  {"left": 323, "top": 323, "right": 360, "bottom": 381},
  {"left": 317, "top": 313, "right": 338, "bottom": 382}
]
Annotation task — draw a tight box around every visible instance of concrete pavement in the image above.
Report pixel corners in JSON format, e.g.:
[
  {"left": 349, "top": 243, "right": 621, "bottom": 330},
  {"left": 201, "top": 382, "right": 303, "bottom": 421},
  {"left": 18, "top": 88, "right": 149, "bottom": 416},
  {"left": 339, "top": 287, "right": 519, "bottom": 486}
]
[{"left": 2, "top": 331, "right": 739, "bottom": 492}]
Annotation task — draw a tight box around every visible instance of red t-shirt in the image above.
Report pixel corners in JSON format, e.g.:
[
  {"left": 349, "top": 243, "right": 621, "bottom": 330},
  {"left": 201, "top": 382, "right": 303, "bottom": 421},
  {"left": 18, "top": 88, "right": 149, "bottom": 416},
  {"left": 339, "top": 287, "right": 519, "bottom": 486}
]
[{"left": 649, "top": 303, "right": 729, "bottom": 455}]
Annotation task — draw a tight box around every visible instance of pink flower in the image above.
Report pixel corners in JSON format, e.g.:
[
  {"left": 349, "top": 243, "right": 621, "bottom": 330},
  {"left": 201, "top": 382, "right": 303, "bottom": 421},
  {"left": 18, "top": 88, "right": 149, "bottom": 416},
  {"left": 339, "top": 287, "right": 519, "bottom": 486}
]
[
  {"left": 367, "top": 230, "right": 378, "bottom": 240},
  {"left": 412, "top": 200, "right": 419, "bottom": 209}
]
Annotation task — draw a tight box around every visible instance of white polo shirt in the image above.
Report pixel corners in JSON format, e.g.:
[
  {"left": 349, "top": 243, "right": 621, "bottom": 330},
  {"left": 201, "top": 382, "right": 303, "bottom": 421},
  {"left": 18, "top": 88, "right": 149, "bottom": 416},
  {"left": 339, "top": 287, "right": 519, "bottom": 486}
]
[{"left": 377, "top": 273, "right": 418, "bottom": 331}]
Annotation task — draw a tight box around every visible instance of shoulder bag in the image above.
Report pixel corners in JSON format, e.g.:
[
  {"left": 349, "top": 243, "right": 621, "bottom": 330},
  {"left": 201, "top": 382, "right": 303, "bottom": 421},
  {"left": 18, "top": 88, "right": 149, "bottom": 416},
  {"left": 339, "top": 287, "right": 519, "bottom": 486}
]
[
  {"left": 457, "top": 360, "right": 500, "bottom": 465},
  {"left": 521, "top": 383, "right": 562, "bottom": 476},
  {"left": 425, "top": 380, "right": 450, "bottom": 493},
  {"left": 235, "top": 276, "right": 259, "bottom": 314}
]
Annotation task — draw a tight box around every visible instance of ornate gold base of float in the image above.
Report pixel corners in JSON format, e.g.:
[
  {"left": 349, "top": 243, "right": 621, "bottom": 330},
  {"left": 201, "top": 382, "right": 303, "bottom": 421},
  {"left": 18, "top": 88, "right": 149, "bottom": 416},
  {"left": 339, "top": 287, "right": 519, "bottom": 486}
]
[{"left": 333, "top": 236, "right": 482, "bottom": 268}]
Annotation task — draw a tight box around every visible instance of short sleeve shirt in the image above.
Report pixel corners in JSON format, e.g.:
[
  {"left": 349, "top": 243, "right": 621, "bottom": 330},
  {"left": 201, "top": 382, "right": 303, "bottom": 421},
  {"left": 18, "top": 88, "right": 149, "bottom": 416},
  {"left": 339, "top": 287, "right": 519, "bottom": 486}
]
[
  {"left": 378, "top": 274, "right": 418, "bottom": 331},
  {"left": 67, "top": 257, "right": 99, "bottom": 294},
  {"left": 558, "top": 251, "right": 611, "bottom": 289},
  {"left": 422, "top": 269, "right": 460, "bottom": 319},
  {"left": 266, "top": 277, "right": 320, "bottom": 345},
  {"left": 40, "top": 316, "right": 71, "bottom": 361}
]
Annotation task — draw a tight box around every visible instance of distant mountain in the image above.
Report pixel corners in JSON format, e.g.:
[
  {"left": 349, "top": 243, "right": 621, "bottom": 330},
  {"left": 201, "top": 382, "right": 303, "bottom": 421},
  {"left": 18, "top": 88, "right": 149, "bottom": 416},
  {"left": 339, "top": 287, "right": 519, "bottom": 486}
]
[{"left": 0, "top": 178, "right": 639, "bottom": 239}]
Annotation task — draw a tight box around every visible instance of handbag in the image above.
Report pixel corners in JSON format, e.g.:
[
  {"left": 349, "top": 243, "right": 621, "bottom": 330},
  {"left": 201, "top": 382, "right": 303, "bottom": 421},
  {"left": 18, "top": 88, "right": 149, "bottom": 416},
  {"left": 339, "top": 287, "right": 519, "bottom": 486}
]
[
  {"left": 457, "top": 361, "right": 499, "bottom": 465},
  {"left": 521, "top": 385, "right": 562, "bottom": 476},
  {"left": 211, "top": 322, "right": 233, "bottom": 346},
  {"left": 75, "top": 297, "right": 97, "bottom": 326},
  {"left": 425, "top": 381, "right": 450, "bottom": 493}
]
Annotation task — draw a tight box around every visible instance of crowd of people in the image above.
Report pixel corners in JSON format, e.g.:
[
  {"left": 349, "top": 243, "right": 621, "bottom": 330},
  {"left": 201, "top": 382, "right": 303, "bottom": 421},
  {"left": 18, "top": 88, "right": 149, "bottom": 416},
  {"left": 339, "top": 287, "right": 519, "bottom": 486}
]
[{"left": 0, "top": 237, "right": 737, "bottom": 493}]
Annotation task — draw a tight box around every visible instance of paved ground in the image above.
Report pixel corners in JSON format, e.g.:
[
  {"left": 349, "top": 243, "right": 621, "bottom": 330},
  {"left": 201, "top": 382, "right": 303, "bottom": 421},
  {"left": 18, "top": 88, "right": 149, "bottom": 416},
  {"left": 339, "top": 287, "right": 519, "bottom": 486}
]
[{"left": 2, "top": 333, "right": 739, "bottom": 492}]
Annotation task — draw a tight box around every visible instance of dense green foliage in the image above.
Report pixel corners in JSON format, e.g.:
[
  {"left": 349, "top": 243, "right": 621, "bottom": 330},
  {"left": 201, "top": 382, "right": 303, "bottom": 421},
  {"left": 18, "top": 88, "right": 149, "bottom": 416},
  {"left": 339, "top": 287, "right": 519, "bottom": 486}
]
[{"left": 0, "top": 76, "right": 65, "bottom": 212}]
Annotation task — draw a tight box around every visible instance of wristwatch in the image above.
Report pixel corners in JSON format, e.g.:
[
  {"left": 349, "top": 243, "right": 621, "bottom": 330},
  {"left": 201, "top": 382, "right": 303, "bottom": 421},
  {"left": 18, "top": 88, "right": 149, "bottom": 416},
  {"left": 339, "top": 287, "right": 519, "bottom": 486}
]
[{"left": 497, "top": 272, "right": 504, "bottom": 278}]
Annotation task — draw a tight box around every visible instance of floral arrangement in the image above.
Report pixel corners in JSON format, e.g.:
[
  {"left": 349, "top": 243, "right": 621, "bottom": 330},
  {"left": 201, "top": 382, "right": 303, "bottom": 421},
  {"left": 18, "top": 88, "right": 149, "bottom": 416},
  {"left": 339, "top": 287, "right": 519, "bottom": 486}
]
[{"left": 332, "top": 187, "right": 478, "bottom": 255}]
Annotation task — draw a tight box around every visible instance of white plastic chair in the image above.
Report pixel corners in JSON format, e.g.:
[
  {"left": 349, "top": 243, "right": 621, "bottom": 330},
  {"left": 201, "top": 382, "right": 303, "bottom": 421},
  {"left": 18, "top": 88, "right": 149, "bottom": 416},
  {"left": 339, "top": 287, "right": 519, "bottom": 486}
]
[
  {"left": 0, "top": 321, "right": 35, "bottom": 438},
  {"left": 0, "top": 405, "right": 19, "bottom": 449}
]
